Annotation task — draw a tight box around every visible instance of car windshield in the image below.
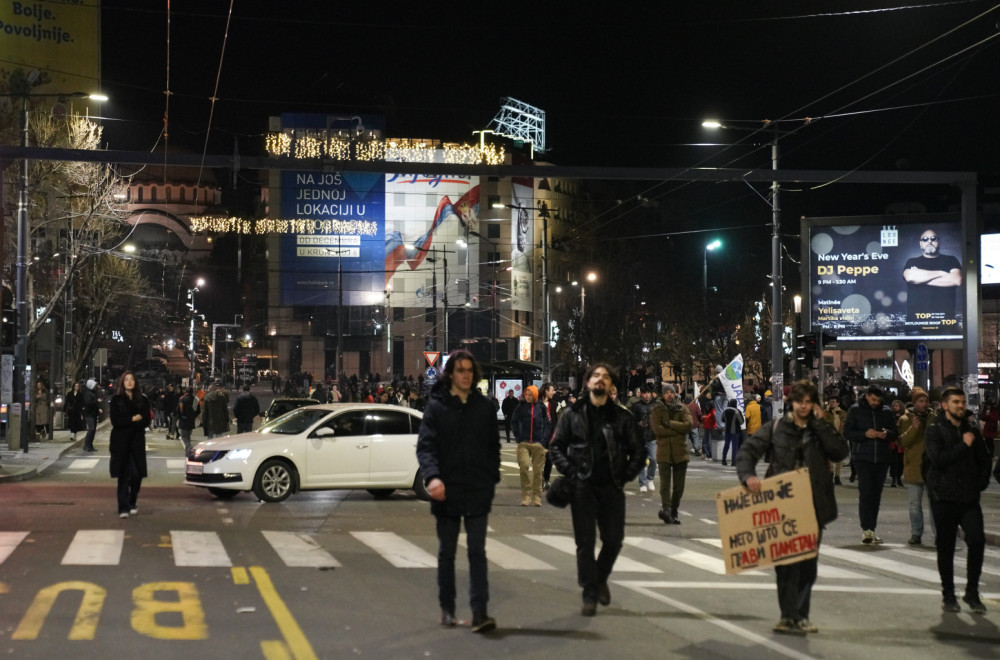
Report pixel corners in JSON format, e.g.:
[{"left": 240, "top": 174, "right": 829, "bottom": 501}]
[{"left": 259, "top": 408, "right": 331, "bottom": 435}]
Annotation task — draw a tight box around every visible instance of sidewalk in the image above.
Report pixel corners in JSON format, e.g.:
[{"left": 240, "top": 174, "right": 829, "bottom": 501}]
[{"left": 0, "top": 426, "right": 91, "bottom": 483}]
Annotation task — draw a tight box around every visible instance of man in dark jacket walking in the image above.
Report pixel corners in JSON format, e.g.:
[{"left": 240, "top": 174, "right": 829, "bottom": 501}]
[
  {"left": 736, "top": 380, "right": 849, "bottom": 635},
  {"left": 844, "top": 384, "right": 897, "bottom": 544},
  {"left": 924, "top": 386, "right": 991, "bottom": 614},
  {"left": 549, "top": 363, "right": 646, "bottom": 616},
  {"left": 233, "top": 385, "right": 261, "bottom": 433},
  {"left": 630, "top": 385, "right": 659, "bottom": 493},
  {"left": 176, "top": 387, "right": 200, "bottom": 453},
  {"left": 416, "top": 349, "right": 500, "bottom": 633},
  {"left": 500, "top": 390, "right": 517, "bottom": 442}
]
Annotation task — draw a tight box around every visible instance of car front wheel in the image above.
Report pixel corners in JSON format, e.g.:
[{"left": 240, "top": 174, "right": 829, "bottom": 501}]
[{"left": 253, "top": 459, "right": 297, "bottom": 502}]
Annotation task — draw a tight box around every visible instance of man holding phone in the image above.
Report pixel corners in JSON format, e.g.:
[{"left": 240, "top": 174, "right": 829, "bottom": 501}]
[{"left": 844, "top": 385, "right": 898, "bottom": 544}]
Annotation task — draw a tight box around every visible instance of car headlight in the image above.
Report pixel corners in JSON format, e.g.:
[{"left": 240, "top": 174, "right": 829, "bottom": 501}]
[{"left": 225, "top": 448, "right": 253, "bottom": 461}]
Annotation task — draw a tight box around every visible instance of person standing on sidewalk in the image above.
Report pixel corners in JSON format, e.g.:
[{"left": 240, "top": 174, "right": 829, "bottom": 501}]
[
  {"left": 735, "top": 380, "right": 849, "bottom": 635},
  {"left": 415, "top": 349, "right": 500, "bottom": 633},
  {"left": 924, "top": 386, "right": 991, "bottom": 614},
  {"left": 897, "top": 387, "right": 935, "bottom": 546},
  {"left": 844, "top": 384, "right": 897, "bottom": 544},
  {"left": 511, "top": 385, "right": 550, "bottom": 507},
  {"left": 650, "top": 383, "right": 692, "bottom": 524},
  {"left": 549, "top": 363, "right": 645, "bottom": 616},
  {"left": 65, "top": 381, "right": 85, "bottom": 444},
  {"left": 81, "top": 379, "right": 102, "bottom": 452},
  {"left": 108, "top": 372, "right": 152, "bottom": 519}
]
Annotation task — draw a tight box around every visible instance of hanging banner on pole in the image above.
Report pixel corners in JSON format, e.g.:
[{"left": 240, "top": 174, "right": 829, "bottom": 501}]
[{"left": 719, "top": 353, "right": 747, "bottom": 428}]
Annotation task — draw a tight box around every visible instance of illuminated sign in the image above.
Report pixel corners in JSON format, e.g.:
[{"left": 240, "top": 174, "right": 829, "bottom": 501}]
[
  {"left": 983, "top": 233, "right": 1000, "bottom": 285},
  {"left": 803, "top": 214, "right": 963, "bottom": 341}
]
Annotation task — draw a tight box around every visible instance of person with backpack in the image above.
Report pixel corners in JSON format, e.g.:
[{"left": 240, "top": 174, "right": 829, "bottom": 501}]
[{"left": 721, "top": 399, "right": 745, "bottom": 466}]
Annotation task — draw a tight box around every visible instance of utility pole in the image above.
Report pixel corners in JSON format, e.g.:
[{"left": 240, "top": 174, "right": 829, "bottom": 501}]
[{"left": 540, "top": 202, "right": 551, "bottom": 384}]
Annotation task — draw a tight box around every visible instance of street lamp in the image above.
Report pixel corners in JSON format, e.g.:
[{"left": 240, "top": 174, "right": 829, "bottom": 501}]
[
  {"left": 7, "top": 84, "right": 106, "bottom": 452},
  {"left": 188, "top": 278, "right": 205, "bottom": 385},
  {"left": 703, "top": 239, "right": 722, "bottom": 307},
  {"left": 703, "top": 118, "right": 783, "bottom": 416}
]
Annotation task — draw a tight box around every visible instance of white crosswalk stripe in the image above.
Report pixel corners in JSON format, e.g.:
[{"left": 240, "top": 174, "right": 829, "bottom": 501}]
[
  {"left": 350, "top": 531, "right": 436, "bottom": 568},
  {"left": 0, "top": 532, "right": 29, "bottom": 564},
  {"left": 459, "top": 536, "right": 556, "bottom": 571},
  {"left": 262, "top": 531, "right": 340, "bottom": 568},
  {"left": 171, "top": 531, "right": 232, "bottom": 567},
  {"left": 525, "top": 534, "right": 661, "bottom": 573},
  {"left": 66, "top": 458, "right": 100, "bottom": 470},
  {"left": 822, "top": 545, "right": 959, "bottom": 586},
  {"left": 62, "top": 530, "right": 124, "bottom": 565}
]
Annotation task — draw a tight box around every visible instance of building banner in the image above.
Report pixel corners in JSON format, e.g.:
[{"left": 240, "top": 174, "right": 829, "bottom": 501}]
[{"left": 715, "top": 469, "right": 818, "bottom": 575}]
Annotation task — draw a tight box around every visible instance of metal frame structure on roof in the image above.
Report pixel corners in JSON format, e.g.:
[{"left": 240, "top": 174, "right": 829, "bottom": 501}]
[{"left": 487, "top": 97, "right": 546, "bottom": 154}]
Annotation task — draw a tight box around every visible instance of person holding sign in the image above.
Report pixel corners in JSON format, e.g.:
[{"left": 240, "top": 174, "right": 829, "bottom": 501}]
[
  {"left": 923, "top": 386, "right": 991, "bottom": 615},
  {"left": 735, "top": 380, "right": 849, "bottom": 635}
]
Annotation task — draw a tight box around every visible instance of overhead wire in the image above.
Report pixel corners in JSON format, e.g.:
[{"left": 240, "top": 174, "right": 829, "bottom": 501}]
[{"left": 195, "top": 0, "right": 235, "bottom": 203}]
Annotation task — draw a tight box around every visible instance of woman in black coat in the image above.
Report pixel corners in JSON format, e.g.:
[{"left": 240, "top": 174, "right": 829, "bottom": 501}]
[
  {"left": 109, "top": 372, "right": 152, "bottom": 518},
  {"left": 64, "top": 381, "right": 86, "bottom": 442}
]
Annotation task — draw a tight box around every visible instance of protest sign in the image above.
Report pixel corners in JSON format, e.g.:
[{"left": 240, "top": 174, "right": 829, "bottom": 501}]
[{"left": 715, "top": 469, "right": 818, "bottom": 575}]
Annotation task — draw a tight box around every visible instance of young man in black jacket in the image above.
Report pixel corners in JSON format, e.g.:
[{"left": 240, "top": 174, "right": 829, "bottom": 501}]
[
  {"left": 844, "top": 384, "right": 897, "bottom": 544},
  {"left": 416, "top": 350, "right": 500, "bottom": 633},
  {"left": 736, "top": 380, "right": 849, "bottom": 635},
  {"left": 924, "top": 386, "right": 991, "bottom": 614},
  {"left": 549, "top": 363, "right": 645, "bottom": 616}
]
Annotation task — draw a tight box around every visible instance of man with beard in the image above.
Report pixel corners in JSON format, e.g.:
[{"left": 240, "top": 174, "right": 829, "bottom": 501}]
[
  {"left": 903, "top": 229, "right": 962, "bottom": 330},
  {"left": 924, "top": 386, "right": 991, "bottom": 614},
  {"left": 549, "top": 363, "right": 645, "bottom": 616},
  {"left": 650, "top": 383, "right": 693, "bottom": 524}
]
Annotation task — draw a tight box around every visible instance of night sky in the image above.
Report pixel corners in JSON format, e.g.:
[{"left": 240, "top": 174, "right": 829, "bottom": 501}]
[{"left": 95, "top": 1, "right": 1000, "bottom": 314}]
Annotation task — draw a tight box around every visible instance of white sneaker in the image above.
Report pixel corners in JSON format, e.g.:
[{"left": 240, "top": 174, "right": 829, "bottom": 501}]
[
  {"left": 119, "top": 512, "right": 129, "bottom": 519},
  {"left": 129, "top": 508, "right": 138, "bottom": 515},
  {"left": 862, "top": 529, "right": 875, "bottom": 544},
  {"left": 648, "top": 482, "right": 656, "bottom": 492},
  {"left": 639, "top": 485, "right": 648, "bottom": 493}
]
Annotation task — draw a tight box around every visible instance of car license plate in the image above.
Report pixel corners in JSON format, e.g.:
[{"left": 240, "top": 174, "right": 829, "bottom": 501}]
[{"left": 186, "top": 463, "right": 204, "bottom": 475}]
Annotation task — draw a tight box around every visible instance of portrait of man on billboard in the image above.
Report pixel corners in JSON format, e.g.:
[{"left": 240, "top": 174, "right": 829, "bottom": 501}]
[{"left": 902, "top": 229, "right": 962, "bottom": 330}]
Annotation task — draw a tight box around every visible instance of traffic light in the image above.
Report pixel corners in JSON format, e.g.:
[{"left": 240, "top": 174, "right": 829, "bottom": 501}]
[{"left": 796, "top": 332, "right": 817, "bottom": 368}]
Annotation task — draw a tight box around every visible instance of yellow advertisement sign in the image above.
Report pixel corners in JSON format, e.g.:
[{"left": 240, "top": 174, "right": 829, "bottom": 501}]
[
  {"left": 715, "top": 469, "right": 819, "bottom": 575},
  {"left": 0, "top": 0, "right": 100, "bottom": 93}
]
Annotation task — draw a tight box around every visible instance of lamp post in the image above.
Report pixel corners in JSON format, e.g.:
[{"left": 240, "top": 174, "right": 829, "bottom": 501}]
[
  {"left": 703, "top": 119, "right": 782, "bottom": 416},
  {"left": 188, "top": 278, "right": 205, "bottom": 385},
  {"left": 8, "top": 85, "right": 106, "bottom": 452},
  {"left": 703, "top": 239, "right": 721, "bottom": 308}
]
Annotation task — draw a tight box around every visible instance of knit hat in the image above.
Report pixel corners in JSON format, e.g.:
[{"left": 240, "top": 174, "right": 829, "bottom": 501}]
[
  {"left": 662, "top": 383, "right": 677, "bottom": 394},
  {"left": 525, "top": 385, "right": 539, "bottom": 399},
  {"left": 86, "top": 379, "right": 96, "bottom": 390}
]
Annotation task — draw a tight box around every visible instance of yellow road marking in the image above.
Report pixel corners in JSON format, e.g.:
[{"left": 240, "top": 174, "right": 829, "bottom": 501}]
[
  {"left": 261, "top": 640, "right": 293, "bottom": 660},
  {"left": 231, "top": 566, "right": 250, "bottom": 585},
  {"left": 249, "top": 567, "right": 318, "bottom": 660}
]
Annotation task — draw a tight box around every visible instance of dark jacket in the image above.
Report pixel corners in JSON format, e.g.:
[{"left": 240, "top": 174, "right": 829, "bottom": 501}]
[
  {"left": 549, "top": 395, "right": 646, "bottom": 488},
  {"left": 416, "top": 383, "right": 500, "bottom": 517},
  {"left": 736, "top": 414, "right": 849, "bottom": 527},
  {"left": 177, "top": 393, "right": 200, "bottom": 430},
  {"left": 203, "top": 389, "right": 232, "bottom": 435},
  {"left": 511, "top": 400, "right": 551, "bottom": 446},
  {"left": 108, "top": 392, "right": 152, "bottom": 479},
  {"left": 924, "top": 409, "right": 991, "bottom": 504},
  {"left": 629, "top": 398, "right": 658, "bottom": 443},
  {"left": 65, "top": 388, "right": 85, "bottom": 433},
  {"left": 722, "top": 400, "right": 744, "bottom": 435},
  {"left": 501, "top": 394, "right": 518, "bottom": 418},
  {"left": 844, "top": 398, "right": 897, "bottom": 464},
  {"left": 233, "top": 392, "right": 262, "bottom": 424},
  {"left": 82, "top": 388, "right": 101, "bottom": 418}
]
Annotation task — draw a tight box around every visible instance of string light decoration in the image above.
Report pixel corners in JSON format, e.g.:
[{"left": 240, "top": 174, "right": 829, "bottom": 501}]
[{"left": 265, "top": 131, "right": 505, "bottom": 165}]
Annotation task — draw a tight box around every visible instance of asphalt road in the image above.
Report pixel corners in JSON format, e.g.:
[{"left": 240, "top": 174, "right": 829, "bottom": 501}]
[{"left": 2, "top": 411, "right": 999, "bottom": 659}]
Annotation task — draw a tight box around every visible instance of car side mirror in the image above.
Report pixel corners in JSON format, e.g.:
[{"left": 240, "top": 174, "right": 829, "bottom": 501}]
[{"left": 313, "top": 426, "right": 335, "bottom": 438}]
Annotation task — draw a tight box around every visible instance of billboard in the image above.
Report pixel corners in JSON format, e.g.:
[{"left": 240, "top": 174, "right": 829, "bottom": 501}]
[
  {"left": 0, "top": 0, "right": 99, "bottom": 94},
  {"left": 509, "top": 179, "right": 534, "bottom": 311},
  {"left": 983, "top": 233, "right": 1000, "bottom": 285},
  {"left": 803, "top": 214, "right": 963, "bottom": 341}
]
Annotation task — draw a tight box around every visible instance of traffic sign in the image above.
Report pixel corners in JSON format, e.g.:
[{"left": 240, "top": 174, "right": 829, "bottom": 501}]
[
  {"left": 425, "top": 366, "right": 439, "bottom": 386},
  {"left": 424, "top": 351, "right": 440, "bottom": 366},
  {"left": 915, "top": 344, "right": 928, "bottom": 371}
]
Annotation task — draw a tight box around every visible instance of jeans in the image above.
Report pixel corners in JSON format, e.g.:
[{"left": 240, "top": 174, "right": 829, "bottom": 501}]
[
  {"left": 84, "top": 415, "right": 97, "bottom": 450},
  {"left": 701, "top": 428, "right": 712, "bottom": 458},
  {"left": 178, "top": 427, "right": 193, "bottom": 453},
  {"left": 639, "top": 439, "right": 657, "bottom": 486},
  {"left": 657, "top": 461, "right": 688, "bottom": 511},
  {"left": 930, "top": 499, "right": 985, "bottom": 598},
  {"left": 517, "top": 442, "right": 547, "bottom": 502},
  {"left": 855, "top": 461, "right": 889, "bottom": 531},
  {"left": 722, "top": 431, "right": 741, "bottom": 463},
  {"left": 117, "top": 453, "right": 142, "bottom": 514},
  {"left": 237, "top": 421, "right": 253, "bottom": 433},
  {"left": 688, "top": 429, "right": 700, "bottom": 453},
  {"left": 774, "top": 531, "right": 822, "bottom": 620},
  {"left": 570, "top": 480, "right": 626, "bottom": 603},
  {"left": 907, "top": 482, "right": 935, "bottom": 538},
  {"left": 436, "top": 513, "right": 489, "bottom": 614}
]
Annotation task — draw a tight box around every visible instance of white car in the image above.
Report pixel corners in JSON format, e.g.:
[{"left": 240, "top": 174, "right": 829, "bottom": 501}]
[{"left": 185, "top": 403, "right": 430, "bottom": 503}]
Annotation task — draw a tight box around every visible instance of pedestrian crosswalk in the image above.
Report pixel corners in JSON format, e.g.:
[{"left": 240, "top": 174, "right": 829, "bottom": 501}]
[{"left": 2, "top": 528, "right": 995, "bottom": 593}]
